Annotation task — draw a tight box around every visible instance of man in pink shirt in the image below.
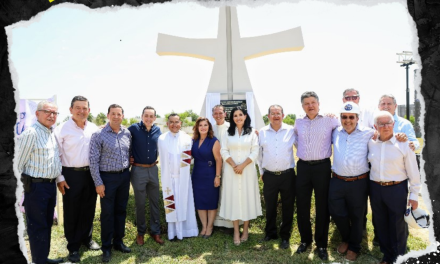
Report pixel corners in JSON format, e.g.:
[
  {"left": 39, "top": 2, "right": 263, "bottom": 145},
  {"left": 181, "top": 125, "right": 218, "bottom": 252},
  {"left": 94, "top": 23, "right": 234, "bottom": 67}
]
[{"left": 294, "top": 91, "right": 339, "bottom": 261}]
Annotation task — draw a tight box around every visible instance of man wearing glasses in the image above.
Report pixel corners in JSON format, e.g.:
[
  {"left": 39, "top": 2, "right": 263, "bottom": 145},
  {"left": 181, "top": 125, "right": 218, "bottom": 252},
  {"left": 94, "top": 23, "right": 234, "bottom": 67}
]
[
  {"left": 342, "top": 88, "right": 375, "bottom": 128},
  {"left": 329, "top": 102, "right": 374, "bottom": 261},
  {"left": 368, "top": 111, "right": 420, "bottom": 264},
  {"left": 16, "top": 101, "right": 64, "bottom": 264},
  {"left": 378, "top": 94, "right": 419, "bottom": 151},
  {"left": 258, "top": 105, "right": 296, "bottom": 250},
  {"left": 54, "top": 96, "right": 100, "bottom": 263}
]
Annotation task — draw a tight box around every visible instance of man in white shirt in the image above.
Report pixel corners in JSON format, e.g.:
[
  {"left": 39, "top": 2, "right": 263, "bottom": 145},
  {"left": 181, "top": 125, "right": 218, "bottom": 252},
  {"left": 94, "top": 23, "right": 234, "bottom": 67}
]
[
  {"left": 211, "top": 105, "right": 234, "bottom": 231},
  {"left": 368, "top": 111, "right": 420, "bottom": 264},
  {"left": 329, "top": 102, "right": 374, "bottom": 261},
  {"left": 55, "top": 96, "right": 100, "bottom": 263},
  {"left": 342, "top": 88, "right": 375, "bottom": 128},
  {"left": 158, "top": 114, "right": 198, "bottom": 240},
  {"left": 258, "top": 105, "right": 296, "bottom": 250}
]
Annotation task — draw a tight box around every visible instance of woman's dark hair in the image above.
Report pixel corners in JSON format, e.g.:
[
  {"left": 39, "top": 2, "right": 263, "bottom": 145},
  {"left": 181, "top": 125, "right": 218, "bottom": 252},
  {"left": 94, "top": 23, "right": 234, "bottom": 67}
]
[
  {"left": 227, "top": 106, "right": 252, "bottom": 136},
  {"left": 192, "top": 117, "right": 214, "bottom": 140}
]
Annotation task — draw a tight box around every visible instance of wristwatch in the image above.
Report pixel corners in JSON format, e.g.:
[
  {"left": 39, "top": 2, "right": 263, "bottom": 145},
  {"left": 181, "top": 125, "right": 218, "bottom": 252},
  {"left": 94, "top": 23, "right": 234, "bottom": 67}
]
[{"left": 216, "top": 175, "right": 222, "bottom": 179}]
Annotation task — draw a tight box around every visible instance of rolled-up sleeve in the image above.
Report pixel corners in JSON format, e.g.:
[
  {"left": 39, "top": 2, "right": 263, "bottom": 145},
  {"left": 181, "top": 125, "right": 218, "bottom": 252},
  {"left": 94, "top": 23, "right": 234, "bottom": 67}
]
[
  {"left": 16, "top": 129, "right": 36, "bottom": 174},
  {"left": 220, "top": 132, "right": 231, "bottom": 161},
  {"left": 89, "top": 132, "right": 103, "bottom": 187},
  {"left": 248, "top": 130, "right": 259, "bottom": 162},
  {"left": 405, "top": 145, "right": 421, "bottom": 201}
]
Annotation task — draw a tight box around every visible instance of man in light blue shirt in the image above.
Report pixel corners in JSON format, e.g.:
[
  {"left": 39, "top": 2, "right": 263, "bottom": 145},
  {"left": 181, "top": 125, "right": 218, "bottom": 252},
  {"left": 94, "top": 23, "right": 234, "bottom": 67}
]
[
  {"left": 378, "top": 94, "right": 419, "bottom": 151},
  {"left": 329, "top": 102, "right": 374, "bottom": 262}
]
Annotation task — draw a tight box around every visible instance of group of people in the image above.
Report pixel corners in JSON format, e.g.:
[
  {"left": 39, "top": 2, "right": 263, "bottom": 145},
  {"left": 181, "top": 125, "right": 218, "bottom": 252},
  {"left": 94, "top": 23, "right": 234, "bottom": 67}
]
[{"left": 16, "top": 88, "right": 420, "bottom": 264}]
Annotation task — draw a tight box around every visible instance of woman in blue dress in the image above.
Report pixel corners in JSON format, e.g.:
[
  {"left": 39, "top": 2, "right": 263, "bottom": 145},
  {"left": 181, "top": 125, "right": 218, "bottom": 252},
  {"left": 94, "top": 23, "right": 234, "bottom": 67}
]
[{"left": 191, "top": 117, "right": 222, "bottom": 238}]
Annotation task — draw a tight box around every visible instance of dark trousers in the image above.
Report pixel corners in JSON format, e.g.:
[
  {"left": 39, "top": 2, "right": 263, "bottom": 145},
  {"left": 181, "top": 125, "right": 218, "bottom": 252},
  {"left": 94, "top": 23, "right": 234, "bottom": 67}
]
[
  {"left": 62, "top": 168, "right": 97, "bottom": 252},
  {"left": 100, "top": 170, "right": 130, "bottom": 251},
  {"left": 24, "top": 181, "right": 56, "bottom": 264},
  {"left": 296, "top": 159, "right": 331, "bottom": 248},
  {"left": 263, "top": 169, "right": 296, "bottom": 240},
  {"left": 329, "top": 177, "right": 368, "bottom": 253},
  {"left": 370, "top": 180, "right": 408, "bottom": 263},
  {"left": 131, "top": 165, "right": 161, "bottom": 235}
]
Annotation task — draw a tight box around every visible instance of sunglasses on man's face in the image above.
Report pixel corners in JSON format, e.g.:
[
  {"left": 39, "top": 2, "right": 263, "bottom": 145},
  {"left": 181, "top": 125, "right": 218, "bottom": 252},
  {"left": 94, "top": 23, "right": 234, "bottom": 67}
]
[
  {"left": 341, "top": 115, "right": 356, "bottom": 120},
  {"left": 344, "top": 96, "right": 359, "bottom": 101}
]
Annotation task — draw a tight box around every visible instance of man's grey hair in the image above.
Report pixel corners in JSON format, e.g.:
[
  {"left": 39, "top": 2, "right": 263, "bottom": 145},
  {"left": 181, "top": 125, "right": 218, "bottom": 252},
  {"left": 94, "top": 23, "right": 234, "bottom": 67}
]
[
  {"left": 374, "top": 111, "right": 394, "bottom": 126},
  {"left": 301, "top": 91, "right": 319, "bottom": 104},
  {"left": 212, "top": 104, "right": 225, "bottom": 113},
  {"left": 342, "top": 88, "right": 360, "bottom": 97},
  {"left": 378, "top": 94, "right": 397, "bottom": 105},
  {"left": 268, "top": 104, "right": 284, "bottom": 115},
  {"left": 37, "top": 100, "right": 57, "bottom": 110}
]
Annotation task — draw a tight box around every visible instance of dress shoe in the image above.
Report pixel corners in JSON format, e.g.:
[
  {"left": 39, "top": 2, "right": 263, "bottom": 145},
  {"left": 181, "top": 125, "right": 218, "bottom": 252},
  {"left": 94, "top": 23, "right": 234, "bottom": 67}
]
[
  {"left": 203, "top": 229, "right": 214, "bottom": 239},
  {"left": 295, "top": 242, "right": 310, "bottom": 254},
  {"left": 337, "top": 242, "right": 349, "bottom": 254},
  {"left": 150, "top": 234, "right": 165, "bottom": 245},
  {"left": 136, "top": 234, "right": 145, "bottom": 245},
  {"left": 85, "top": 240, "right": 101, "bottom": 250},
  {"left": 379, "top": 262, "right": 389, "bottom": 264},
  {"left": 47, "top": 258, "right": 63, "bottom": 264},
  {"left": 102, "top": 251, "right": 112, "bottom": 263},
  {"left": 280, "top": 240, "right": 290, "bottom": 249},
  {"left": 345, "top": 250, "right": 358, "bottom": 261},
  {"left": 68, "top": 251, "right": 80, "bottom": 263},
  {"left": 316, "top": 248, "right": 328, "bottom": 261},
  {"left": 114, "top": 243, "right": 131, "bottom": 253},
  {"left": 260, "top": 235, "right": 278, "bottom": 242}
]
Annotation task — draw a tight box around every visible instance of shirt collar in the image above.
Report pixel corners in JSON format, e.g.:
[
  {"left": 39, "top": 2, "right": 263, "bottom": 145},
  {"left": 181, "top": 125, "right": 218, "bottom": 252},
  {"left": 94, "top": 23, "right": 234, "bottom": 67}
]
[
  {"left": 35, "top": 121, "right": 53, "bottom": 133},
  {"left": 378, "top": 134, "right": 396, "bottom": 144},
  {"left": 69, "top": 117, "right": 88, "bottom": 129},
  {"left": 304, "top": 113, "right": 323, "bottom": 120},
  {"left": 266, "top": 123, "right": 288, "bottom": 132},
  {"left": 104, "top": 123, "right": 123, "bottom": 133}
]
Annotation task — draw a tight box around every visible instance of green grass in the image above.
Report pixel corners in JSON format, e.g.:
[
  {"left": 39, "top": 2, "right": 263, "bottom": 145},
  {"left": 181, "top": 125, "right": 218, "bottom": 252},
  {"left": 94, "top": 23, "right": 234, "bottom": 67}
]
[{"left": 23, "top": 167, "right": 428, "bottom": 263}]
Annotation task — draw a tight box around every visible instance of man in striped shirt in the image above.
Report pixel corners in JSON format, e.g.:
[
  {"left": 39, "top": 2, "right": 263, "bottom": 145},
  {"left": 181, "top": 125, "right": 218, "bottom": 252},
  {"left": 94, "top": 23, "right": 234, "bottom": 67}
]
[
  {"left": 294, "top": 91, "right": 339, "bottom": 260},
  {"left": 16, "top": 100, "right": 63, "bottom": 264},
  {"left": 329, "top": 102, "right": 374, "bottom": 261}
]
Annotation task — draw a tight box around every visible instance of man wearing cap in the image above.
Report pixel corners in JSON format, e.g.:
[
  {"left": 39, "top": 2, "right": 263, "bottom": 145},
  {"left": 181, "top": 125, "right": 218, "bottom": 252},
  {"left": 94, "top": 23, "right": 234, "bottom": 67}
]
[
  {"left": 342, "top": 88, "right": 376, "bottom": 128},
  {"left": 89, "top": 104, "right": 132, "bottom": 263},
  {"left": 128, "top": 106, "right": 164, "bottom": 246},
  {"left": 55, "top": 96, "right": 100, "bottom": 263},
  {"left": 329, "top": 102, "right": 374, "bottom": 261},
  {"left": 378, "top": 94, "right": 419, "bottom": 151},
  {"left": 16, "top": 100, "right": 63, "bottom": 264},
  {"left": 368, "top": 111, "right": 420, "bottom": 264},
  {"left": 294, "top": 91, "right": 339, "bottom": 260},
  {"left": 258, "top": 104, "right": 296, "bottom": 249}
]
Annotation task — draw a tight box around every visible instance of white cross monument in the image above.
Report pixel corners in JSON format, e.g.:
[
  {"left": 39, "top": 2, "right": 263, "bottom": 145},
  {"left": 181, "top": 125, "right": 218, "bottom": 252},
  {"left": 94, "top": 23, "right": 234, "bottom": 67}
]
[{"left": 156, "top": 6, "right": 304, "bottom": 129}]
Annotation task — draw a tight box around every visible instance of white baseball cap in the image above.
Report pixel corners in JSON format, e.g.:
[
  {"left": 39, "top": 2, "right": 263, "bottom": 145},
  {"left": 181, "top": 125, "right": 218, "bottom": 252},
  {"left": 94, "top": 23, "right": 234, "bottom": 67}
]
[{"left": 340, "top": 102, "right": 360, "bottom": 114}]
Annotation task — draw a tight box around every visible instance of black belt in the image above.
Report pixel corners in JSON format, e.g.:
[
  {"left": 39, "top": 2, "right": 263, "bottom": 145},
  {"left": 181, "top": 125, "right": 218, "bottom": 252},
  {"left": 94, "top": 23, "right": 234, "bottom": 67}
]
[
  {"left": 63, "top": 166, "right": 90, "bottom": 171},
  {"left": 299, "top": 158, "right": 330, "bottom": 166},
  {"left": 31, "top": 177, "right": 56, "bottom": 183},
  {"left": 263, "top": 168, "right": 294, "bottom": 175},
  {"left": 100, "top": 168, "right": 129, "bottom": 174}
]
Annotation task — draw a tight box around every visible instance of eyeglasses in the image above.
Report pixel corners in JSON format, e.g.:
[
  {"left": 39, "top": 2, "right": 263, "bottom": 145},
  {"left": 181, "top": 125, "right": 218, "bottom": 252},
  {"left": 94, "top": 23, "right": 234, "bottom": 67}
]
[
  {"left": 377, "top": 121, "right": 394, "bottom": 128},
  {"left": 38, "top": 110, "right": 59, "bottom": 116},
  {"left": 341, "top": 115, "right": 356, "bottom": 120},
  {"left": 344, "top": 96, "right": 359, "bottom": 101}
]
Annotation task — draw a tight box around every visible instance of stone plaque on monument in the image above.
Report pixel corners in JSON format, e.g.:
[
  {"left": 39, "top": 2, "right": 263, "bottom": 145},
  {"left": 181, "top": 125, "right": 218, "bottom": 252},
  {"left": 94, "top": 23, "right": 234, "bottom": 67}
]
[{"left": 221, "top": 100, "right": 247, "bottom": 122}]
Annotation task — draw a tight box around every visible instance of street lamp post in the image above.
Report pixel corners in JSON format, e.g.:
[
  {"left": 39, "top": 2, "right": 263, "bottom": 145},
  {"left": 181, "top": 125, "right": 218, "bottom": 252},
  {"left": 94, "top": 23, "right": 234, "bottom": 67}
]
[{"left": 397, "top": 51, "right": 416, "bottom": 120}]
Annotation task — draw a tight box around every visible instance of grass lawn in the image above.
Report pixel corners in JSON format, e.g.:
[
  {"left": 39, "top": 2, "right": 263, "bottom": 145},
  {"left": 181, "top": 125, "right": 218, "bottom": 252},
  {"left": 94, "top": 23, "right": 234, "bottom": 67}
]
[{"left": 23, "top": 166, "right": 429, "bottom": 264}]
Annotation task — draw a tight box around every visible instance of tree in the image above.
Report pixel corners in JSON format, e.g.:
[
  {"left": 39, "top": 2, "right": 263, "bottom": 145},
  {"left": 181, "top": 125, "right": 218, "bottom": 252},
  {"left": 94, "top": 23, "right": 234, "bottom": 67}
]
[
  {"left": 164, "top": 110, "right": 199, "bottom": 127},
  {"left": 87, "top": 113, "right": 94, "bottom": 123},
  {"left": 283, "top": 114, "right": 296, "bottom": 125},
  {"left": 95, "top": 112, "right": 107, "bottom": 126},
  {"left": 129, "top": 117, "right": 138, "bottom": 125},
  {"left": 263, "top": 114, "right": 269, "bottom": 125}
]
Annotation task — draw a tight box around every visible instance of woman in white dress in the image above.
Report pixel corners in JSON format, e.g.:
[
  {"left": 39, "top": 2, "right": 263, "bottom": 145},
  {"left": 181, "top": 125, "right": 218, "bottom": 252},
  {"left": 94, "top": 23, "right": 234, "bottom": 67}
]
[{"left": 219, "top": 106, "right": 262, "bottom": 246}]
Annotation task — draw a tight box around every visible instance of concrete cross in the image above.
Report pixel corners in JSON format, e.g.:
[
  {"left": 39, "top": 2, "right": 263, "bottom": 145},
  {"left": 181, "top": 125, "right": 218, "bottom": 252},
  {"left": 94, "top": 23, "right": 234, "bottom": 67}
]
[{"left": 156, "top": 6, "right": 304, "bottom": 129}]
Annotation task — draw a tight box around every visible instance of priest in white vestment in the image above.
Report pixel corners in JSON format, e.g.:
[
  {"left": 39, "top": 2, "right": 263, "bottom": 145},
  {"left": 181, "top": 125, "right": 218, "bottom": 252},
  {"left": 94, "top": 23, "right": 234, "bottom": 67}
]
[{"left": 158, "top": 114, "right": 198, "bottom": 240}]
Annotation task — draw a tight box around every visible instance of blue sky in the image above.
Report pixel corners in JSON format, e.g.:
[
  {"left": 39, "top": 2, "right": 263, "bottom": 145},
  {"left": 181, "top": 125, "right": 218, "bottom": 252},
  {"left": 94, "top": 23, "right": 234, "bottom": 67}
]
[{"left": 8, "top": 0, "right": 417, "bottom": 120}]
